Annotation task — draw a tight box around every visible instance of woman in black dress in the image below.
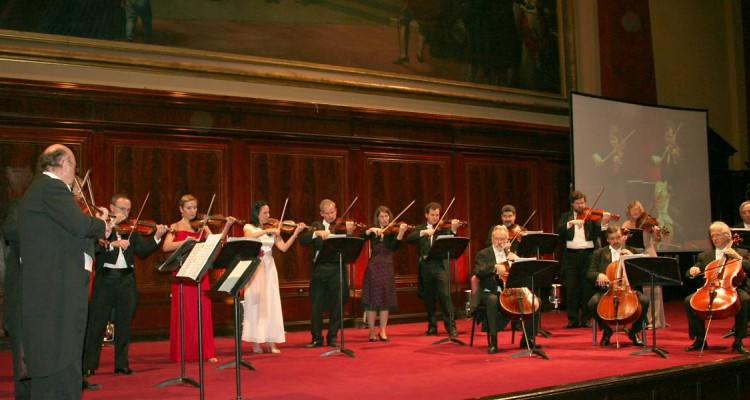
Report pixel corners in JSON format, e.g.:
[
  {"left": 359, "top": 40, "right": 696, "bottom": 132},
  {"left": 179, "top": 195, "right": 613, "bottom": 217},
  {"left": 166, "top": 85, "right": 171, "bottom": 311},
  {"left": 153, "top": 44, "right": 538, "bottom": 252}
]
[{"left": 361, "top": 206, "right": 409, "bottom": 342}]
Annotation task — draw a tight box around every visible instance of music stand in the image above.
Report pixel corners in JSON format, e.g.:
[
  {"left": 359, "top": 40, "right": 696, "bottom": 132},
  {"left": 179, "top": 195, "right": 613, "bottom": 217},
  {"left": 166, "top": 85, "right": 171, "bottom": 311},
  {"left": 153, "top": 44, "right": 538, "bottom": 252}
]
[
  {"left": 210, "top": 240, "right": 262, "bottom": 400},
  {"left": 505, "top": 259, "right": 558, "bottom": 360},
  {"left": 625, "top": 228, "right": 645, "bottom": 249},
  {"left": 427, "top": 236, "right": 469, "bottom": 346},
  {"left": 155, "top": 239, "right": 200, "bottom": 389},
  {"left": 624, "top": 256, "right": 681, "bottom": 359},
  {"left": 731, "top": 229, "right": 750, "bottom": 251},
  {"left": 315, "top": 236, "right": 364, "bottom": 358},
  {"left": 516, "top": 233, "right": 559, "bottom": 338}
]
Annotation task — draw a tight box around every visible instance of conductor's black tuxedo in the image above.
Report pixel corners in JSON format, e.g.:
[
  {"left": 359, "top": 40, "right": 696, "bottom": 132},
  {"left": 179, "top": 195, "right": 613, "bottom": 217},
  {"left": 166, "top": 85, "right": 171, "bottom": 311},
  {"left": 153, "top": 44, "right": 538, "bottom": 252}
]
[
  {"left": 82, "top": 230, "right": 161, "bottom": 372},
  {"left": 18, "top": 174, "right": 105, "bottom": 397}
]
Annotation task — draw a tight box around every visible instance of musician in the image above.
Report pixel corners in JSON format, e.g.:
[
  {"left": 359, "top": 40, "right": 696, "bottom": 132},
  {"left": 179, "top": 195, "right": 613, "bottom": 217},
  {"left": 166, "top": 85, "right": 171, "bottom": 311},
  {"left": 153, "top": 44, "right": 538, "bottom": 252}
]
[
  {"left": 557, "top": 190, "right": 610, "bottom": 329},
  {"left": 474, "top": 225, "right": 541, "bottom": 353},
  {"left": 586, "top": 226, "right": 652, "bottom": 346},
  {"left": 406, "top": 202, "right": 461, "bottom": 337},
  {"left": 299, "top": 199, "right": 356, "bottom": 348},
  {"left": 733, "top": 201, "right": 750, "bottom": 229},
  {"left": 15, "top": 144, "right": 109, "bottom": 398},
  {"left": 484, "top": 204, "right": 520, "bottom": 250},
  {"left": 82, "top": 195, "right": 168, "bottom": 381},
  {"left": 684, "top": 221, "right": 750, "bottom": 355}
]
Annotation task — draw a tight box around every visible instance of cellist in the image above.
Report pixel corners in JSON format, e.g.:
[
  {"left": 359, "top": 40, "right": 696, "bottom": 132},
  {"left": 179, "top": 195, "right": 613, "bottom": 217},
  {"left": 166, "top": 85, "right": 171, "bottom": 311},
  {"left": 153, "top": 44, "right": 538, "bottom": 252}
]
[
  {"left": 684, "top": 221, "right": 750, "bottom": 354},
  {"left": 586, "top": 226, "right": 653, "bottom": 346}
]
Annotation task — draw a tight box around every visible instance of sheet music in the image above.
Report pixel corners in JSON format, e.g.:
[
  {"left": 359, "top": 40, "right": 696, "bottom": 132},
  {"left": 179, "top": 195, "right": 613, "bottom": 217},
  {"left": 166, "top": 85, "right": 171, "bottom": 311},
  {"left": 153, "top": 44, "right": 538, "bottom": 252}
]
[
  {"left": 436, "top": 235, "right": 454, "bottom": 241},
  {"left": 217, "top": 259, "right": 252, "bottom": 293},
  {"left": 176, "top": 234, "right": 222, "bottom": 280},
  {"left": 511, "top": 257, "right": 537, "bottom": 263},
  {"left": 227, "top": 236, "right": 262, "bottom": 243}
]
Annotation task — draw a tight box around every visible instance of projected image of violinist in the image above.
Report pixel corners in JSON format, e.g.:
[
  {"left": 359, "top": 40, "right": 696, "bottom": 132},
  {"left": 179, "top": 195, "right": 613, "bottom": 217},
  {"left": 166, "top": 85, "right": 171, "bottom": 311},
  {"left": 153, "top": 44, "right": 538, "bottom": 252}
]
[
  {"left": 651, "top": 121, "right": 681, "bottom": 185},
  {"left": 592, "top": 125, "right": 634, "bottom": 174},
  {"left": 653, "top": 181, "right": 677, "bottom": 250},
  {"left": 684, "top": 221, "right": 750, "bottom": 355}
]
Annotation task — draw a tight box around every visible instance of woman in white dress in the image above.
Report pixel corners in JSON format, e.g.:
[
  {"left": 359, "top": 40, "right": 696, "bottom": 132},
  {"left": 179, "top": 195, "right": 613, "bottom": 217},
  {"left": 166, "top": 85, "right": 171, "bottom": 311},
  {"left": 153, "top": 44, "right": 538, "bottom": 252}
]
[{"left": 242, "top": 201, "right": 306, "bottom": 353}]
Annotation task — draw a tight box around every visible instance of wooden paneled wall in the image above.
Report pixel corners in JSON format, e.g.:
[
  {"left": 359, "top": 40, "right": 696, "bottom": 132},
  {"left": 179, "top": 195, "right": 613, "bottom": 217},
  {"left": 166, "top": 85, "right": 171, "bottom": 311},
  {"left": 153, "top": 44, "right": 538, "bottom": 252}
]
[{"left": 0, "top": 78, "right": 571, "bottom": 338}]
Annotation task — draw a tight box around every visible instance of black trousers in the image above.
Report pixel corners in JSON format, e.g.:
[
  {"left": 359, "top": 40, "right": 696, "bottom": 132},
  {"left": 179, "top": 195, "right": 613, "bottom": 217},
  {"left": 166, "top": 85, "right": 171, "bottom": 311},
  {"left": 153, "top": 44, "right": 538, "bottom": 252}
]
[
  {"left": 309, "top": 262, "right": 349, "bottom": 343},
  {"left": 420, "top": 260, "right": 455, "bottom": 332},
  {"left": 562, "top": 249, "right": 595, "bottom": 326},
  {"left": 29, "top": 360, "right": 81, "bottom": 400},
  {"left": 684, "top": 288, "right": 750, "bottom": 340},
  {"left": 82, "top": 268, "right": 136, "bottom": 371},
  {"left": 588, "top": 289, "right": 650, "bottom": 334}
]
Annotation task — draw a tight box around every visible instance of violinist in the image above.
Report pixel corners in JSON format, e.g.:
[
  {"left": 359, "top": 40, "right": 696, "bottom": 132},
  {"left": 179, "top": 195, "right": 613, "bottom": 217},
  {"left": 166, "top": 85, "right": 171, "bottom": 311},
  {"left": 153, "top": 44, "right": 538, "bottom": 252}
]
[
  {"left": 556, "top": 190, "right": 611, "bottom": 329},
  {"left": 299, "top": 199, "right": 356, "bottom": 348},
  {"left": 622, "top": 200, "right": 667, "bottom": 330},
  {"left": 15, "top": 144, "right": 109, "bottom": 396},
  {"left": 406, "top": 202, "right": 461, "bottom": 337},
  {"left": 484, "top": 204, "right": 521, "bottom": 252},
  {"left": 162, "top": 194, "right": 237, "bottom": 363},
  {"left": 241, "top": 201, "right": 306, "bottom": 354},
  {"left": 733, "top": 201, "right": 750, "bottom": 229},
  {"left": 586, "top": 226, "right": 652, "bottom": 346},
  {"left": 360, "top": 206, "right": 409, "bottom": 342},
  {"left": 684, "top": 222, "right": 750, "bottom": 354},
  {"left": 474, "top": 225, "right": 536, "bottom": 353},
  {"left": 82, "top": 194, "right": 169, "bottom": 382}
]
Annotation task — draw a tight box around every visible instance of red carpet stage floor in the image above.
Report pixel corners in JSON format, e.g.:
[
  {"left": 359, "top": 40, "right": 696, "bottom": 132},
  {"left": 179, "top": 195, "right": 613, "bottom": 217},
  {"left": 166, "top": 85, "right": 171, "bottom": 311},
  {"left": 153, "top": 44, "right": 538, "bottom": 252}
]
[{"left": 1, "top": 302, "right": 747, "bottom": 399}]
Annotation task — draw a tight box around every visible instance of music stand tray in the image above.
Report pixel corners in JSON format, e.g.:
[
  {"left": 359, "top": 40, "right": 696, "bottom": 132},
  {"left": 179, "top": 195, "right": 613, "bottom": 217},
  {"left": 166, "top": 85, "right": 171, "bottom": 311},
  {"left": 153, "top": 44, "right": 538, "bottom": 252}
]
[
  {"left": 315, "top": 236, "right": 364, "bottom": 358},
  {"left": 625, "top": 228, "right": 645, "bottom": 249},
  {"left": 517, "top": 233, "right": 559, "bottom": 258},
  {"left": 505, "top": 259, "right": 559, "bottom": 360},
  {"left": 427, "top": 236, "right": 469, "bottom": 346},
  {"left": 624, "top": 256, "right": 681, "bottom": 359},
  {"left": 154, "top": 239, "right": 201, "bottom": 389}
]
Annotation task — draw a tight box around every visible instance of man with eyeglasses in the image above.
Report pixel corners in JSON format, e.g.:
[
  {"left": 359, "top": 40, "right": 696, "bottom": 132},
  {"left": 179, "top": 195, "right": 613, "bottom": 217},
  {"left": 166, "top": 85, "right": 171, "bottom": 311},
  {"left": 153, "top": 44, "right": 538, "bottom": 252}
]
[{"left": 683, "top": 221, "right": 750, "bottom": 355}]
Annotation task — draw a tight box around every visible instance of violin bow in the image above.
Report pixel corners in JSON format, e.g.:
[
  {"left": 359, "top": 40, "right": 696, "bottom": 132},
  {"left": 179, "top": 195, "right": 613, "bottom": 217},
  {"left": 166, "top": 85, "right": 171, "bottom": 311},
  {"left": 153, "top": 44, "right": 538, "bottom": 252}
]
[
  {"left": 432, "top": 196, "right": 456, "bottom": 235},
  {"left": 599, "top": 129, "right": 635, "bottom": 163},
  {"left": 339, "top": 195, "right": 359, "bottom": 219},
  {"left": 197, "top": 193, "right": 217, "bottom": 241},
  {"left": 127, "top": 191, "right": 151, "bottom": 244},
  {"left": 380, "top": 199, "right": 416, "bottom": 234},
  {"left": 275, "top": 197, "right": 289, "bottom": 234},
  {"left": 508, "top": 209, "right": 537, "bottom": 248},
  {"left": 581, "top": 187, "right": 605, "bottom": 223},
  {"left": 73, "top": 170, "right": 94, "bottom": 215}
]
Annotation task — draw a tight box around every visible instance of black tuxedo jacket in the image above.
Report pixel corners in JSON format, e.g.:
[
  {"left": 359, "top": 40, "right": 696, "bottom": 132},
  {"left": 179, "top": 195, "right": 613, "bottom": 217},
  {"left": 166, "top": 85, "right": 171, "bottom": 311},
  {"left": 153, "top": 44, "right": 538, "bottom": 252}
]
[
  {"left": 18, "top": 174, "right": 106, "bottom": 377},
  {"left": 473, "top": 245, "right": 503, "bottom": 294},
  {"left": 556, "top": 210, "right": 602, "bottom": 251},
  {"left": 95, "top": 230, "right": 160, "bottom": 272},
  {"left": 585, "top": 245, "right": 638, "bottom": 284},
  {"left": 406, "top": 223, "right": 456, "bottom": 263},
  {"left": 687, "top": 248, "right": 750, "bottom": 291}
]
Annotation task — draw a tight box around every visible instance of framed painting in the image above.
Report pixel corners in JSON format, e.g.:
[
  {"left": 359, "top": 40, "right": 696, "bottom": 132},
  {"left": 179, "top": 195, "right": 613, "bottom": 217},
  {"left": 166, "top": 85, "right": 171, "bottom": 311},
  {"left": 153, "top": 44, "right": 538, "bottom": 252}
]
[{"left": 0, "top": 0, "right": 574, "bottom": 111}]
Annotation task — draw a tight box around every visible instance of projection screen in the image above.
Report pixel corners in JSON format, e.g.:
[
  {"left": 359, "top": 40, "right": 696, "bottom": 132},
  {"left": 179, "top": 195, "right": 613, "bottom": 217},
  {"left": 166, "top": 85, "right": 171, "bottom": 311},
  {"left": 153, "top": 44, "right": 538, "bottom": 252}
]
[{"left": 571, "top": 92, "right": 711, "bottom": 252}]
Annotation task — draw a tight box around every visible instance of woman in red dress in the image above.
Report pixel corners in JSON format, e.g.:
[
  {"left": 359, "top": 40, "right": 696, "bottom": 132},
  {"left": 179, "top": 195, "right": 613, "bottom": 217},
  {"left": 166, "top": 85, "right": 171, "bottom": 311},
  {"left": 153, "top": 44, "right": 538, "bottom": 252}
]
[{"left": 162, "top": 194, "right": 235, "bottom": 362}]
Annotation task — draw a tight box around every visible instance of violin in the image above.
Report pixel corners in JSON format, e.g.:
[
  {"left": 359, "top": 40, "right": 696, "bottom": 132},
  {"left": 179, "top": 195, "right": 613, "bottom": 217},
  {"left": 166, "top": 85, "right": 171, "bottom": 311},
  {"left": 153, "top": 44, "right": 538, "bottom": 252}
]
[
  {"left": 508, "top": 224, "right": 526, "bottom": 241},
  {"left": 436, "top": 220, "right": 468, "bottom": 230},
  {"left": 190, "top": 214, "right": 246, "bottom": 231},
  {"left": 116, "top": 219, "right": 172, "bottom": 236},
  {"left": 263, "top": 218, "right": 311, "bottom": 234},
  {"left": 330, "top": 218, "right": 367, "bottom": 234},
  {"left": 635, "top": 212, "right": 670, "bottom": 236},
  {"left": 596, "top": 260, "right": 642, "bottom": 327},
  {"left": 689, "top": 234, "right": 745, "bottom": 320},
  {"left": 577, "top": 208, "right": 620, "bottom": 222},
  {"left": 380, "top": 221, "right": 415, "bottom": 235}
]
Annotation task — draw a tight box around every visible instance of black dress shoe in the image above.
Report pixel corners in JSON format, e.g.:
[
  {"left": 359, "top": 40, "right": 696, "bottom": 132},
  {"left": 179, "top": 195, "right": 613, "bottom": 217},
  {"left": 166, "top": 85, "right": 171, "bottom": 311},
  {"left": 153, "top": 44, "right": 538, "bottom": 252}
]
[
  {"left": 581, "top": 322, "right": 592, "bottom": 329},
  {"left": 83, "top": 369, "right": 95, "bottom": 377},
  {"left": 378, "top": 333, "right": 390, "bottom": 342},
  {"left": 487, "top": 345, "right": 498, "bottom": 354},
  {"left": 114, "top": 367, "right": 135, "bottom": 375},
  {"left": 424, "top": 328, "right": 438, "bottom": 336},
  {"left": 327, "top": 339, "right": 338, "bottom": 347},
  {"left": 732, "top": 341, "right": 750, "bottom": 355},
  {"left": 684, "top": 340, "right": 706, "bottom": 351},
  {"left": 628, "top": 332, "right": 644, "bottom": 346},
  {"left": 305, "top": 341, "right": 323, "bottom": 348},
  {"left": 563, "top": 323, "right": 579, "bottom": 329},
  {"left": 519, "top": 338, "right": 543, "bottom": 349},
  {"left": 600, "top": 330, "right": 613, "bottom": 346},
  {"left": 82, "top": 379, "right": 101, "bottom": 390}
]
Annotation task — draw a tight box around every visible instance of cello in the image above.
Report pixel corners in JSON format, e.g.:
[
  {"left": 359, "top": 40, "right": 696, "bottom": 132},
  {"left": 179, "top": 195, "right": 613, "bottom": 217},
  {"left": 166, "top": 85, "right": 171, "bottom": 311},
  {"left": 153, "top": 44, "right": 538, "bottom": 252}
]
[
  {"left": 497, "top": 249, "right": 540, "bottom": 321},
  {"left": 596, "top": 259, "right": 643, "bottom": 328},
  {"left": 689, "top": 234, "right": 745, "bottom": 321}
]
